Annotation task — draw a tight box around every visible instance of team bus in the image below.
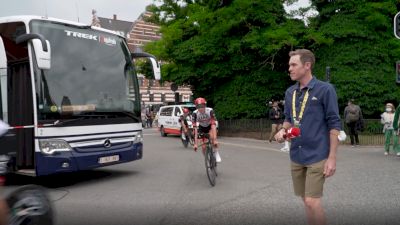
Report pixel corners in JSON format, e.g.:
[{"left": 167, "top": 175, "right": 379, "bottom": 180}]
[{"left": 0, "top": 16, "right": 160, "bottom": 176}]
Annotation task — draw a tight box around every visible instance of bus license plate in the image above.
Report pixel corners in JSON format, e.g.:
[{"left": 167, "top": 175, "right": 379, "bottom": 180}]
[{"left": 98, "top": 155, "right": 119, "bottom": 164}]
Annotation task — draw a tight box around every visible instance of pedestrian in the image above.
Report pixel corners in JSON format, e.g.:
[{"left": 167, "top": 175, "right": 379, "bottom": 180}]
[
  {"left": 268, "top": 100, "right": 283, "bottom": 143},
  {"left": 274, "top": 49, "right": 342, "bottom": 225},
  {"left": 278, "top": 100, "right": 290, "bottom": 152},
  {"left": 381, "top": 103, "right": 400, "bottom": 156},
  {"left": 344, "top": 99, "right": 363, "bottom": 147},
  {"left": 146, "top": 110, "right": 153, "bottom": 128}
]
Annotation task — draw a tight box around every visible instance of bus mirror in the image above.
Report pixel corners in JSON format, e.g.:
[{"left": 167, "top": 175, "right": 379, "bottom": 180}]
[
  {"left": 131, "top": 52, "right": 161, "bottom": 80},
  {"left": 0, "top": 36, "right": 6, "bottom": 69},
  {"left": 149, "top": 57, "right": 161, "bottom": 80},
  {"left": 32, "top": 39, "right": 51, "bottom": 70},
  {"left": 16, "top": 33, "right": 51, "bottom": 70},
  {"left": 0, "top": 36, "right": 8, "bottom": 122}
]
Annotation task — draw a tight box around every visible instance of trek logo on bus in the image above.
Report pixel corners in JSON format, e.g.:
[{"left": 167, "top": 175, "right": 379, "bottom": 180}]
[{"left": 64, "top": 30, "right": 117, "bottom": 46}]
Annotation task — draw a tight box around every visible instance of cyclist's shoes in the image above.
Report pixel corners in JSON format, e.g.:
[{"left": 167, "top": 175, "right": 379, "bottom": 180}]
[{"left": 214, "top": 151, "right": 222, "bottom": 163}]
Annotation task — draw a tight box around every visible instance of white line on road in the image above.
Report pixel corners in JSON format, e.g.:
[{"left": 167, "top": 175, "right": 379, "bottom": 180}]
[{"left": 218, "top": 141, "right": 287, "bottom": 153}]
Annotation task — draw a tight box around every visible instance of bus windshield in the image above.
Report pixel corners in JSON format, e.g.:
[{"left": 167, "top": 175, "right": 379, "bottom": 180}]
[{"left": 30, "top": 20, "right": 141, "bottom": 124}]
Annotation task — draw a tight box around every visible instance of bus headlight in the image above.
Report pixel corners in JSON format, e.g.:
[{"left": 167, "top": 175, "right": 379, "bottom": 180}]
[
  {"left": 133, "top": 131, "right": 143, "bottom": 144},
  {"left": 39, "top": 139, "right": 72, "bottom": 155}
]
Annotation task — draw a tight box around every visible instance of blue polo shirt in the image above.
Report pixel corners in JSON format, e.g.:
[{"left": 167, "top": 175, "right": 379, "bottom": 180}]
[{"left": 284, "top": 76, "right": 342, "bottom": 165}]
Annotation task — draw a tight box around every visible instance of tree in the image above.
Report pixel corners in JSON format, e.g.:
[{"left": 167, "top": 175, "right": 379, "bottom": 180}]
[
  {"left": 145, "top": 0, "right": 307, "bottom": 119},
  {"left": 307, "top": 0, "right": 400, "bottom": 117}
]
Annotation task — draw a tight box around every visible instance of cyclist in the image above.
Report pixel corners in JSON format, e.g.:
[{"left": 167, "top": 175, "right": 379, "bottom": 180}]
[
  {"left": 179, "top": 107, "right": 192, "bottom": 138},
  {"left": 192, "top": 97, "right": 221, "bottom": 162}
]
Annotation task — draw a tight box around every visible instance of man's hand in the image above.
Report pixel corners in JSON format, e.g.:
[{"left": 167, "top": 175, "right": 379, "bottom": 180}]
[
  {"left": 193, "top": 144, "right": 198, "bottom": 152},
  {"left": 274, "top": 128, "right": 286, "bottom": 143},
  {"left": 323, "top": 157, "right": 336, "bottom": 178}
]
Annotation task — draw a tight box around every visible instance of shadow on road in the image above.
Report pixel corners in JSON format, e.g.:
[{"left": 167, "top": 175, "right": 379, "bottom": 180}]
[{"left": 4, "top": 169, "right": 140, "bottom": 189}]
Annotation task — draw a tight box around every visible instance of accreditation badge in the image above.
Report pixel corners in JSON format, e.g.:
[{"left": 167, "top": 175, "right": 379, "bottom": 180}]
[{"left": 294, "top": 119, "right": 300, "bottom": 128}]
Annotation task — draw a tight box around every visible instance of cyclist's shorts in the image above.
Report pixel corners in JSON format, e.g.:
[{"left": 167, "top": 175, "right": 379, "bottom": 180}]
[{"left": 198, "top": 125, "right": 211, "bottom": 134}]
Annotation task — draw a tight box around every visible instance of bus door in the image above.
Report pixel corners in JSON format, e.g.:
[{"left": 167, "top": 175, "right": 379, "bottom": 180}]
[{"left": 0, "top": 22, "right": 34, "bottom": 169}]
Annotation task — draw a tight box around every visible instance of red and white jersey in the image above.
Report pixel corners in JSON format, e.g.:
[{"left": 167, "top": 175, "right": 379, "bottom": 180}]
[{"left": 192, "top": 107, "right": 216, "bottom": 127}]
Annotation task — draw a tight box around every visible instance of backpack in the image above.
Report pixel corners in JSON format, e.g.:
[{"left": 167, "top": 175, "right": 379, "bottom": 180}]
[{"left": 346, "top": 105, "right": 360, "bottom": 123}]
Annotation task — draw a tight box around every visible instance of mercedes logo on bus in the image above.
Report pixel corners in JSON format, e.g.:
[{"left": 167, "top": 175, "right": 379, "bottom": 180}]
[{"left": 103, "top": 139, "right": 112, "bottom": 148}]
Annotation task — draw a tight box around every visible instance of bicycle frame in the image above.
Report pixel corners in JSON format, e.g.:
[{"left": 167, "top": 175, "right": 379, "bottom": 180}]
[{"left": 198, "top": 132, "right": 217, "bottom": 186}]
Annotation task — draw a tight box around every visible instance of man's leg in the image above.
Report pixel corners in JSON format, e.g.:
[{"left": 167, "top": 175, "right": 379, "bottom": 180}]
[
  {"left": 303, "top": 197, "right": 326, "bottom": 225},
  {"left": 349, "top": 123, "right": 356, "bottom": 145},
  {"left": 303, "top": 160, "right": 327, "bottom": 225},
  {"left": 210, "top": 124, "right": 221, "bottom": 162},
  {"left": 210, "top": 124, "right": 218, "bottom": 147},
  {"left": 384, "top": 130, "right": 391, "bottom": 153}
]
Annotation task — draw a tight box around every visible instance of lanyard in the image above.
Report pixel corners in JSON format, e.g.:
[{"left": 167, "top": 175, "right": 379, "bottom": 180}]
[{"left": 292, "top": 89, "right": 309, "bottom": 125}]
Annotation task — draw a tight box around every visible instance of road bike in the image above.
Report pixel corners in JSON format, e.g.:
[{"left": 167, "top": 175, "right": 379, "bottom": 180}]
[
  {"left": 0, "top": 157, "right": 54, "bottom": 225},
  {"left": 181, "top": 120, "right": 195, "bottom": 148},
  {"left": 198, "top": 132, "right": 218, "bottom": 186}
]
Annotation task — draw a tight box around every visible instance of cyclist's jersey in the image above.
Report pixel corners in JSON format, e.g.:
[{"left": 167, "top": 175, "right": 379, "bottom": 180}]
[
  {"left": 179, "top": 114, "right": 192, "bottom": 126},
  {"left": 192, "top": 108, "right": 216, "bottom": 127}
]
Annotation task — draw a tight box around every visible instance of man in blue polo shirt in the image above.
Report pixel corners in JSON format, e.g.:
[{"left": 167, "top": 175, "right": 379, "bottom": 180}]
[{"left": 275, "top": 49, "right": 341, "bottom": 225}]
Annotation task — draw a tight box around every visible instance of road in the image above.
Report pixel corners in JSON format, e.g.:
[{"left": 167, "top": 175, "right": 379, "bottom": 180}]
[{"left": 3, "top": 128, "right": 400, "bottom": 225}]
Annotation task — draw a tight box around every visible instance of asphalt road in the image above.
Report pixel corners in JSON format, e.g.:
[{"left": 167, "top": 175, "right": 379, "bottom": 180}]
[{"left": 3, "top": 128, "right": 400, "bottom": 225}]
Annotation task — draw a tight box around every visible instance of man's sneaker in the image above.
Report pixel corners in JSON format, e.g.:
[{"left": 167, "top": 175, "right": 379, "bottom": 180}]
[
  {"left": 214, "top": 151, "right": 222, "bottom": 163},
  {"left": 384, "top": 152, "right": 389, "bottom": 156},
  {"left": 396, "top": 152, "right": 400, "bottom": 157},
  {"left": 280, "top": 147, "right": 289, "bottom": 152}
]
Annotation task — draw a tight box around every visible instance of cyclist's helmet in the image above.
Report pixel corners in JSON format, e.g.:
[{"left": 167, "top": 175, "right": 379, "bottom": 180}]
[
  {"left": 194, "top": 97, "right": 207, "bottom": 108},
  {"left": 183, "top": 108, "right": 190, "bottom": 114}
]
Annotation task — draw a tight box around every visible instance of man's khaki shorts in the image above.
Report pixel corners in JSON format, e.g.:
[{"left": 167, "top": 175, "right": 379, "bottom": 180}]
[{"left": 291, "top": 159, "right": 326, "bottom": 198}]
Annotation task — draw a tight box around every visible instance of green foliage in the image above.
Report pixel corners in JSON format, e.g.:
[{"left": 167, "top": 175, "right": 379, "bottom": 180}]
[
  {"left": 144, "top": 0, "right": 400, "bottom": 119},
  {"left": 309, "top": 0, "right": 400, "bottom": 117},
  {"left": 134, "top": 59, "right": 155, "bottom": 79},
  {"left": 145, "top": 0, "right": 306, "bottom": 119}
]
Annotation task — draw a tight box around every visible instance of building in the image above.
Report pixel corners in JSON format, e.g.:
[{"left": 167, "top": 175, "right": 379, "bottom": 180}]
[{"left": 91, "top": 10, "right": 193, "bottom": 110}]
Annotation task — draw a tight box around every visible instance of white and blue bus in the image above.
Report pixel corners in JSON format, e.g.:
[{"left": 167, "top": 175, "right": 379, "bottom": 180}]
[{"left": 0, "top": 16, "right": 160, "bottom": 176}]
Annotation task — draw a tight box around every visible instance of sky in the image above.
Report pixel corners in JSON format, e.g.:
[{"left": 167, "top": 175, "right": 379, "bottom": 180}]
[
  {"left": 0, "top": 0, "right": 311, "bottom": 25},
  {"left": 0, "top": 0, "right": 157, "bottom": 24}
]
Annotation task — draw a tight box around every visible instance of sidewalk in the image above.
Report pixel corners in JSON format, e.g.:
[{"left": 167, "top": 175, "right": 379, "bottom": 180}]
[{"left": 219, "top": 135, "right": 387, "bottom": 153}]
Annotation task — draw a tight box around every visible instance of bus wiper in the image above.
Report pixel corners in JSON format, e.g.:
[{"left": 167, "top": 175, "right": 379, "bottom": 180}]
[
  {"left": 118, "top": 111, "right": 141, "bottom": 122},
  {"left": 52, "top": 117, "right": 86, "bottom": 127}
]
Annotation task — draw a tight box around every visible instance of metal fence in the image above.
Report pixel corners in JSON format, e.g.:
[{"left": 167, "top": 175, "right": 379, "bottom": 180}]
[{"left": 218, "top": 119, "right": 386, "bottom": 146}]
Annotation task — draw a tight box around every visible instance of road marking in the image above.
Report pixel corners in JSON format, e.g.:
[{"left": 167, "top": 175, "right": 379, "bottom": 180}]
[
  {"left": 143, "top": 130, "right": 288, "bottom": 153},
  {"left": 218, "top": 141, "right": 287, "bottom": 153}
]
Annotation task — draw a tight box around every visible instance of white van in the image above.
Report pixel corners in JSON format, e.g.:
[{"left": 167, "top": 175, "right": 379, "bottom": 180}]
[{"left": 157, "top": 104, "right": 197, "bottom": 136}]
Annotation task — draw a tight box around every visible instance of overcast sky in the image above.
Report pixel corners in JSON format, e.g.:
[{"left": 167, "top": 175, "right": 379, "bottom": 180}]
[
  {"left": 0, "top": 0, "right": 157, "bottom": 24},
  {"left": 0, "top": 0, "right": 310, "bottom": 25}
]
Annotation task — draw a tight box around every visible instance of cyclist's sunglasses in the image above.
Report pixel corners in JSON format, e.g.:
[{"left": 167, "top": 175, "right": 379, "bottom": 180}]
[{"left": 196, "top": 104, "right": 206, "bottom": 109}]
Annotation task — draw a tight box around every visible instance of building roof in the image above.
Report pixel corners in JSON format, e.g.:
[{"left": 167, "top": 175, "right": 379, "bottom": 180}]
[{"left": 98, "top": 15, "right": 133, "bottom": 38}]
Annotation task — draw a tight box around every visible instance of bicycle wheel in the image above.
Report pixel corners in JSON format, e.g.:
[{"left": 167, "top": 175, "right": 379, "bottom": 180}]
[
  {"left": 181, "top": 129, "right": 189, "bottom": 148},
  {"left": 6, "top": 185, "right": 54, "bottom": 225},
  {"left": 188, "top": 129, "right": 195, "bottom": 146},
  {"left": 205, "top": 142, "right": 216, "bottom": 186}
]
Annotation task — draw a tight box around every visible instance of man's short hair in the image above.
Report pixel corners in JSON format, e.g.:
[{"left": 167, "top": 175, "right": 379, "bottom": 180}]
[{"left": 289, "top": 49, "right": 315, "bottom": 69}]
